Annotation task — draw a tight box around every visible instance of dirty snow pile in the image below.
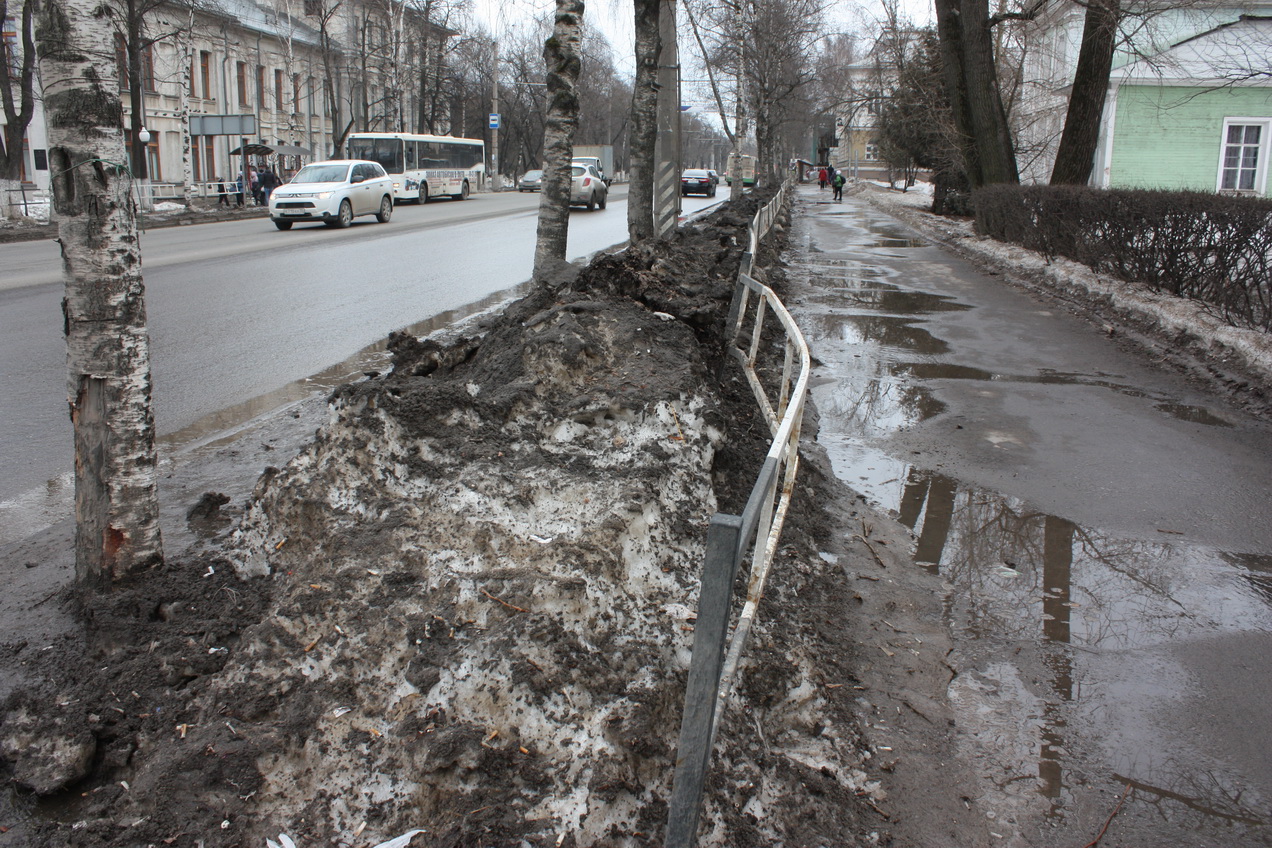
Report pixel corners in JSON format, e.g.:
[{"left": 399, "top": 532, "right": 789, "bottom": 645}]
[{"left": 207, "top": 287, "right": 725, "bottom": 844}]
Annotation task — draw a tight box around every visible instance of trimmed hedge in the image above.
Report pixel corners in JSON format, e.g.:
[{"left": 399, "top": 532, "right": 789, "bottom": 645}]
[{"left": 973, "top": 184, "right": 1272, "bottom": 332}]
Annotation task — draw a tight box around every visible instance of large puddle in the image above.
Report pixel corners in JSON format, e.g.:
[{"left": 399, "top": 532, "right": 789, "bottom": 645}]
[{"left": 792, "top": 205, "right": 1272, "bottom": 842}]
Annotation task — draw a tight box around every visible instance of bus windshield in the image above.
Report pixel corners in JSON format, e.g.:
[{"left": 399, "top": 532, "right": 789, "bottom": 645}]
[{"left": 347, "top": 138, "right": 404, "bottom": 174}]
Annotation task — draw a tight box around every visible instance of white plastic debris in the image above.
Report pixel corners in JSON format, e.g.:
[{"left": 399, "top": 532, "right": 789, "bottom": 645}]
[
  {"left": 370, "top": 830, "right": 427, "bottom": 848},
  {"left": 266, "top": 835, "right": 297, "bottom": 848},
  {"left": 332, "top": 706, "right": 352, "bottom": 718}
]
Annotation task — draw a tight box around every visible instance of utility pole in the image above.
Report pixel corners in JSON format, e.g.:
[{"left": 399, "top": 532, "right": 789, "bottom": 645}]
[
  {"left": 653, "top": 0, "right": 681, "bottom": 235},
  {"left": 491, "top": 44, "right": 501, "bottom": 191}
]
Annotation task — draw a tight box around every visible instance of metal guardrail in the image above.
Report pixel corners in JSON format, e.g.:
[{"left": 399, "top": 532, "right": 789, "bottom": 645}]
[
  {"left": 2, "top": 186, "right": 52, "bottom": 219},
  {"left": 666, "top": 181, "right": 807, "bottom": 848}
]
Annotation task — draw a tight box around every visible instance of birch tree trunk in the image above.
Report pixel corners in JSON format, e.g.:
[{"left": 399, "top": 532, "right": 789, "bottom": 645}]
[
  {"left": 36, "top": 0, "right": 164, "bottom": 581},
  {"left": 626, "top": 0, "right": 659, "bottom": 243},
  {"left": 532, "top": 0, "right": 584, "bottom": 280},
  {"left": 180, "top": 7, "right": 195, "bottom": 207}
]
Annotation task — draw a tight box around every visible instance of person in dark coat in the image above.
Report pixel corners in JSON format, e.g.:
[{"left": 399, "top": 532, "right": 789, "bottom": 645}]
[{"left": 260, "top": 167, "right": 280, "bottom": 203}]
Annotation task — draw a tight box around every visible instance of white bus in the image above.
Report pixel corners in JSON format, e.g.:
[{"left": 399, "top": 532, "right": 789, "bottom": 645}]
[{"left": 346, "top": 133, "right": 485, "bottom": 204}]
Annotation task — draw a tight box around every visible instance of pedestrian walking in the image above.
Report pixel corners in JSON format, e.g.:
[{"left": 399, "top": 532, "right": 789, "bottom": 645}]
[
  {"left": 260, "top": 167, "right": 279, "bottom": 204},
  {"left": 234, "top": 174, "right": 245, "bottom": 207},
  {"left": 818, "top": 167, "right": 828, "bottom": 190},
  {"left": 217, "top": 176, "right": 230, "bottom": 206},
  {"left": 832, "top": 171, "right": 846, "bottom": 202}
]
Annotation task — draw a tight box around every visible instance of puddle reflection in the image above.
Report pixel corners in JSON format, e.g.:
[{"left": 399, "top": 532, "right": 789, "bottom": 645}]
[{"left": 891, "top": 466, "right": 1272, "bottom": 829}]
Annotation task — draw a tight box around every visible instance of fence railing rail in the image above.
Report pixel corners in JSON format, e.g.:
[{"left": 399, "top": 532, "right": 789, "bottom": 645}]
[{"left": 666, "top": 181, "right": 807, "bottom": 848}]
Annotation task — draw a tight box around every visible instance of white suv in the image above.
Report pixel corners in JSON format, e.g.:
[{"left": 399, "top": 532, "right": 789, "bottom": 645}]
[
  {"left": 569, "top": 163, "right": 608, "bottom": 211},
  {"left": 269, "top": 159, "right": 394, "bottom": 230}
]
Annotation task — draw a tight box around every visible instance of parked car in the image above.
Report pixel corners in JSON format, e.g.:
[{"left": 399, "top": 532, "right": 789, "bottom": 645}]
[
  {"left": 569, "top": 163, "right": 608, "bottom": 210},
  {"left": 518, "top": 169, "right": 544, "bottom": 192},
  {"left": 269, "top": 159, "right": 394, "bottom": 230},
  {"left": 681, "top": 169, "right": 717, "bottom": 197}
]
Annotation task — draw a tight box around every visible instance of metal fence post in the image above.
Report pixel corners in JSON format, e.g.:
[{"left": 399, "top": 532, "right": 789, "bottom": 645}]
[{"left": 666, "top": 513, "right": 744, "bottom": 848}]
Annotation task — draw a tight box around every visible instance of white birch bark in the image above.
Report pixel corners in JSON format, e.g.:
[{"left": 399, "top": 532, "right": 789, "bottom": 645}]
[
  {"left": 532, "top": 0, "right": 584, "bottom": 280},
  {"left": 36, "top": 0, "right": 164, "bottom": 580},
  {"left": 180, "top": 6, "right": 195, "bottom": 206}
]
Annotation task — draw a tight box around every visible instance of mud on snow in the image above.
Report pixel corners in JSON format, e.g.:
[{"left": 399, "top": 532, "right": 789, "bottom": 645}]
[{"left": 2, "top": 193, "right": 886, "bottom": 848}]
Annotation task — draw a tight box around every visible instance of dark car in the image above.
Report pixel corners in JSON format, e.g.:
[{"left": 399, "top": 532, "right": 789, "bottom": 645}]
[{"left": 681, "top": 169, "right": 717, "bottom": 197}]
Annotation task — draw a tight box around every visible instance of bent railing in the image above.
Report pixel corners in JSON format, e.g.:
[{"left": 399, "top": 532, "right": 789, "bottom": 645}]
[{"left": 666, "top": 181, "right": 807, "bottom": 848}]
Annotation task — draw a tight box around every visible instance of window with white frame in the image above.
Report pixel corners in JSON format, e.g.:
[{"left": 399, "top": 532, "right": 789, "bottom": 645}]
[
  {"left": 864, "top": 143, "right": 879, "bottom": 161},
  {"left": 1219, "top": 119, "right": 1270, "bottom": 194}
]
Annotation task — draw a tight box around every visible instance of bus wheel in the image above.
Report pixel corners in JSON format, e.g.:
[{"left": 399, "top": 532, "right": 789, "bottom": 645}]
[
  {"left": 419, "top": 183, "right": 429, "bottom": 204},
  {"left": 453, "top": 181, "right": 469, "bottom": 201}
]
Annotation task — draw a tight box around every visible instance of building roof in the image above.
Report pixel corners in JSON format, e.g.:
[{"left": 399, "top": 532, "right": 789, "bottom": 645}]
[{"left": 1115, "top": 15, "right": 1272, "bottom": 86}]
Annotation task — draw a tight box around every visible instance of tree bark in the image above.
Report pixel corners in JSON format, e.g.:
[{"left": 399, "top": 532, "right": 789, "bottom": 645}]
[
  {"left": 36, "top": 0, "right": 164, "bottom": 581},
  {"left": 933, "top": 0, "right": 1018, "bottom": 187},
  {"left": 179, "top": 7, "right": 194, "bottom": 207},
  {"left": 1050, "top": 0, "right": 1119, "bottom": 185},
  {"left": 626, "top": 0, "right": 659, "bottom": 243},
  {"left": 532, "top": 0, "right": 584, "bottom": 280}
]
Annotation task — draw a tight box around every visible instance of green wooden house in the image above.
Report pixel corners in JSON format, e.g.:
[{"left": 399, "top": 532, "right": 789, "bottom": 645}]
[{"left": 1017, "top": 6, "right": 1272, "bottom": 197}]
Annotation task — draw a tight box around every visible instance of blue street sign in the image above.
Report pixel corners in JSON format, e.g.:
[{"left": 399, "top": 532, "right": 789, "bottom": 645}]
[{"left": 489, "top": 113, "right": 501, "bottom": 129}]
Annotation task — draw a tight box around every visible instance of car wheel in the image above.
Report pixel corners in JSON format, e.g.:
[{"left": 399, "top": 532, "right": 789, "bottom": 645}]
[
  {"left": 598, "top": 192, "right": 607, "bottom": 210},
  {"left": 273, "top": 220, "right": 293, "bottom": 231},
  {"left": 586, "top": 192, "right": 596, "bottom": 211},
  {"left": 376, "top": 196, "right": 393, "bottom": 223},
  {"left": 335, "top": 199, "right": 353, "bottom": 228},
  {"left": 419, "top": 183, "right": 430, "bottom": 204}
]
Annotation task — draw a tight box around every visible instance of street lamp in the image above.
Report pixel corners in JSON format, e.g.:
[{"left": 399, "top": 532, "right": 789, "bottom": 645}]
[{"left": 137, "top": 127, "right": 152, "bottom": 210}]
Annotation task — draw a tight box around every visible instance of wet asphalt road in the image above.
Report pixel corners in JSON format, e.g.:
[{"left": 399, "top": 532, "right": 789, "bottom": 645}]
[
  {"left": 787, "top": 187, "right": 1272, "bottom": 846},
  {"left": 0, "top": 188, "right": 721, "bottom": 544}
]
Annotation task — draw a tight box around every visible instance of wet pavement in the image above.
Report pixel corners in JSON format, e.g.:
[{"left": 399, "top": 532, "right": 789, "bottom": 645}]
[{"left": 786, "top": 187, "right": 1272, "bottom": 846}]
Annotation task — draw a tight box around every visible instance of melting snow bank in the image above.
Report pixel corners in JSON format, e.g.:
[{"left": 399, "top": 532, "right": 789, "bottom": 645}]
[
  {"left": 860, "top": 183, "right": 1272, "bottom": 414},
  {"left": 3, "top": 196, "right": 884, "bottom": 847},
  {"left": 221, "top": 291, "right": 724, "bottom": 843}
]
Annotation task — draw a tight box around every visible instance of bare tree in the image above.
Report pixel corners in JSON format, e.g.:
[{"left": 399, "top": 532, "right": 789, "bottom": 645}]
[
  {"left": 687, "top": 0, "right": 822, "bottom": 189},
  {"left": 36, "top": 0, "right": 163, "bottom": 580},
  {"left": 0, "top": 0, "right": 39, "bottom": 218},
  {"left": 532, "top": 0, "right": 584, "bottom": 279},
  {"left": 684, "top": 0, "right": 747, "bottom": 199}
]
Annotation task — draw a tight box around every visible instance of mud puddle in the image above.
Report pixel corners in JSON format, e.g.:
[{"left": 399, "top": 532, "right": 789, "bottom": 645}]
[{"left": 788, "top": 192, "right": 1272, "bottom": 846}]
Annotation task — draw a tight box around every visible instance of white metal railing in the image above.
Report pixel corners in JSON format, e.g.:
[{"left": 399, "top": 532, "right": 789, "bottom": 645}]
[
  {"left": 666, "top": 180, "right": 807, "bottom": 848},
  {"left": 1, "top": 186, "right": 52, "bottom": 221}
]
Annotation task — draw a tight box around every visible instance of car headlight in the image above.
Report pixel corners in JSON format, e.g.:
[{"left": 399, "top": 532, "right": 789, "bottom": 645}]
[{"left": 314, "top": 191, "right": 333, "bottom": 200}]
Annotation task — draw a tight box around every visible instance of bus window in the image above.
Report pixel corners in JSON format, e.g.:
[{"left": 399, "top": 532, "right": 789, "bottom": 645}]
[{"left": 405, "top": 140, "right": 417, "bottom": 170}]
